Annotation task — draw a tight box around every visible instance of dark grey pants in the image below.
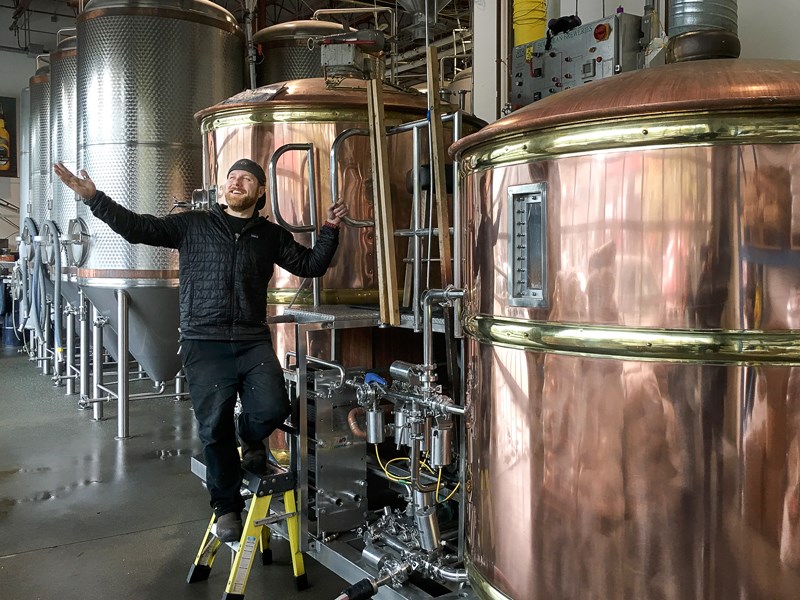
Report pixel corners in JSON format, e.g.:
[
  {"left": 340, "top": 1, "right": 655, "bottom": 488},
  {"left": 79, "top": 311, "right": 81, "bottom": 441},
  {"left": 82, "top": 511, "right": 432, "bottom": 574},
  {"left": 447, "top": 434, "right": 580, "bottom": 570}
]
[{"left": 181, "top": 339, "right": 290, "bottom": 516}]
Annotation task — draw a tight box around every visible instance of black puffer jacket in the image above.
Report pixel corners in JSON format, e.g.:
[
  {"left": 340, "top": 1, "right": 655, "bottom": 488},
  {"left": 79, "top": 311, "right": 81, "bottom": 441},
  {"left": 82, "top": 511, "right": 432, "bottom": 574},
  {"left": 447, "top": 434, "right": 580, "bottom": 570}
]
[{"left": 86, "top": 191, "right": 339, "bottom": 341}]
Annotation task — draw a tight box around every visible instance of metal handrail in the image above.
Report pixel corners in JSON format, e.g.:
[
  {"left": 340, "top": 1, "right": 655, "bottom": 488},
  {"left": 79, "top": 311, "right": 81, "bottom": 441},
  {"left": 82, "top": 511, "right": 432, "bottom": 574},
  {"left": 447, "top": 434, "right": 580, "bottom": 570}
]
[
  {"left": 269, "top": 143, "right": 321, "bottom": 306},
  {"left": 330, "top": 128, "right": 373, "bottom": 228},
  {"left": 284, "top": 351, "right": 346, "bottom": 389}
]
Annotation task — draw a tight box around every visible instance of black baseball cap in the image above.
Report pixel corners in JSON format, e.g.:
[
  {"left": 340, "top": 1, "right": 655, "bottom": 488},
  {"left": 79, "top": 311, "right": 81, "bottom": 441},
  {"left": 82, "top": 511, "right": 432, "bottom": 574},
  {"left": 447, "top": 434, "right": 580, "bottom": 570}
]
[{"left": 227, "top": 158, "right": 266, "bottom": 185}]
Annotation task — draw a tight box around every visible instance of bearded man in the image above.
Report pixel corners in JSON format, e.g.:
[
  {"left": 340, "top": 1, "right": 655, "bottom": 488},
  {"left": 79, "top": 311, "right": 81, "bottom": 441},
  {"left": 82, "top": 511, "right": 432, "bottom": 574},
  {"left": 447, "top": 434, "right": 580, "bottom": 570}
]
[{"left": 54, "top": 158, "right": 348, "bottom": 541}]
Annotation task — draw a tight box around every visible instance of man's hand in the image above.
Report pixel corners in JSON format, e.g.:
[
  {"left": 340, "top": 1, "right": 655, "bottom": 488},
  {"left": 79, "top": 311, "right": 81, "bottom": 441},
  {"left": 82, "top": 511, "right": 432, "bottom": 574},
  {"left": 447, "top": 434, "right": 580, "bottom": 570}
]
[
  {"left": 326, "top": 201, "right": 349, "bottom": 226},
  {"left": 54, "top": 162, "right": 97, "bottom": 200}
]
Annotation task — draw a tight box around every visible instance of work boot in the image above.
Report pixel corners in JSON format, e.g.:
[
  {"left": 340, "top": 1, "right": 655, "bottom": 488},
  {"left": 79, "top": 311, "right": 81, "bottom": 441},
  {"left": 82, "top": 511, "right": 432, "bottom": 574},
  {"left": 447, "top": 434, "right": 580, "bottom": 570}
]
[
  {"left": 215, "top": 512, "right": 242, "bottom": 543},
  {"left": 240, "top": 437, "right": 267, "bottom": 474}
]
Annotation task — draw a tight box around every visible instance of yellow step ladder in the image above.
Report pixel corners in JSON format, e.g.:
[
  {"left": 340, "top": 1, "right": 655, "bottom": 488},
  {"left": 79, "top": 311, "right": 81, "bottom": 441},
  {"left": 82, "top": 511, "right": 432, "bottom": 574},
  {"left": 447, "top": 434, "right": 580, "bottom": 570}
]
[{"left": 187, "top": 465, "right": 308, "bottom": 599}]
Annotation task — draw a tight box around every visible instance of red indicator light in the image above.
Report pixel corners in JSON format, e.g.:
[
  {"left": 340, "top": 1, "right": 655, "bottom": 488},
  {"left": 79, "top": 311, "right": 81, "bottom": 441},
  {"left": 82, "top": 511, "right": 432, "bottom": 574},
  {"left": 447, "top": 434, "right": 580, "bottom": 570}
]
[{"left": 594, "top": 23, "right": 610, "bottom": 41}]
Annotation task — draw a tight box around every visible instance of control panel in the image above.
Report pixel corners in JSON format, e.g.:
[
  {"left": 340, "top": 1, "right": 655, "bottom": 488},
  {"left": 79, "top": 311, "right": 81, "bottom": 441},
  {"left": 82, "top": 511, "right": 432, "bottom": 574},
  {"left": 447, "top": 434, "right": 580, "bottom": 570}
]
[{"left": 510, "top": 13, "right": 642, "bottom": 108}]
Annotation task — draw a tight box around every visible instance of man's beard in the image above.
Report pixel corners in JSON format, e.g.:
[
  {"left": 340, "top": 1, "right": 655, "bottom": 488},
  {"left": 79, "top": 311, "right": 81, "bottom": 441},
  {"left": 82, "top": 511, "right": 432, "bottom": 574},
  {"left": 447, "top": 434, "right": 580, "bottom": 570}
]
[{"left": 224, "top": 190, "right": 259, "bottom": 212}]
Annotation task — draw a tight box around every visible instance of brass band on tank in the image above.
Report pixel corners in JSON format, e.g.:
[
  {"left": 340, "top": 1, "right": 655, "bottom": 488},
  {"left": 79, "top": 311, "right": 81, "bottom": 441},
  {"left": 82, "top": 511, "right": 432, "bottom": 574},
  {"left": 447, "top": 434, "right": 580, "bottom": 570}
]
[
  {"left": 459, "top": 111, "right": 800, "bottom": 173},
  {"left": 200, "top": 108, "right": 427, "bottom": 131},
  {"left": 465, "top": 560, "right": 513, "bottom": 600},
  {"left": 464, "top": 314, "right": 800, "bottom": 365}
]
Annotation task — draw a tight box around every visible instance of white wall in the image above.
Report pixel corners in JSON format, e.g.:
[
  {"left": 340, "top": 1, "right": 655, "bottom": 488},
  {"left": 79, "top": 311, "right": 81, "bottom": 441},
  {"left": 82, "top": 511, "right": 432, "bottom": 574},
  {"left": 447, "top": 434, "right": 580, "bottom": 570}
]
[{"left": 0, "top": 51, "right": 37, "bottom": 250}]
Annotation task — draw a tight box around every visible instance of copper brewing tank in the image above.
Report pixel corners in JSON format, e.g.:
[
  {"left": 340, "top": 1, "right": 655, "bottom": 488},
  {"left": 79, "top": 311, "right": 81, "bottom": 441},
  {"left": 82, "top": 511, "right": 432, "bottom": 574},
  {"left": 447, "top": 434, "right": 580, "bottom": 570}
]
[
  {"left": 196, "top": 79, "right": 479, "bottom": 459},
  {"left": 195, "top": 78, "right": 477, "bottom": 309},
  {"left": 452, "top": 59, "right": 800, "bottom": 600}
]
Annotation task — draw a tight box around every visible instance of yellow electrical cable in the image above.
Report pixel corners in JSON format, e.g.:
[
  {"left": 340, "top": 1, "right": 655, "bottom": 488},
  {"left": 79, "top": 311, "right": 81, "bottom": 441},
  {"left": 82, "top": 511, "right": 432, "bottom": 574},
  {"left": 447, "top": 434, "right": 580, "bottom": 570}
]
[
  {"left": 375, "top": 445, "right": 411, "bottom": 482},
  {"left": 439, "top": 482, "right": 461, "bottom": 503}
]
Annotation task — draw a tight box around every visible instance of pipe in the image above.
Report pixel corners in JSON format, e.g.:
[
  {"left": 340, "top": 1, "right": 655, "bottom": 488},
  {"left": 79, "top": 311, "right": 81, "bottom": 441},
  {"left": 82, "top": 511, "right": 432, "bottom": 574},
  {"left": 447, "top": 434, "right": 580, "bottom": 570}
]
[
  {"left": 419, "top": 560, "right": 469, "bottom": 583},
  {"left": 668, "top": 0, "right": 737, "bottom": 35},
  {"left": 91, "top": 306, "right": 104, "bottom": 420},
  {"left": 410, "top": 288, "right": 466, "bottom": 495},
  {"left": 65, "top": 304, "right": 75, "bottom": 394},
  {"left": 79, "top": 291, "right": 89, "bottom": 401},
  {"left": 666, "top": 0, "right": 740, "bottom": 62},
  {"left": 348, "top": 406, "right": 368, "bottom": 439},
  {"left": 243, "top": 0, "right": 258, "bottom": 89},
  {"left": 116, "top": 289, "right": 129, "bottom": 439}
]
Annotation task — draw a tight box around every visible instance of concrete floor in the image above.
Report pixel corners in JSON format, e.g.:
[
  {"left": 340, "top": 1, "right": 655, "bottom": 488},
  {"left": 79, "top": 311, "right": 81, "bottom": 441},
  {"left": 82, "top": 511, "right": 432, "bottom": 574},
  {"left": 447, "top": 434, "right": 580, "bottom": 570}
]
[{"left": 0, "top": 346, "right": 347, "bottom": 600}]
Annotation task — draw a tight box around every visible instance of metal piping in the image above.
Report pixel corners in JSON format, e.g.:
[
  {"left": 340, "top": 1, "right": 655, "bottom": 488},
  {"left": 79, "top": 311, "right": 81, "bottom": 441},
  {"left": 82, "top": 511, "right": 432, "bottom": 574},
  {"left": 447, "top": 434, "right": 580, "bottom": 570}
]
[
  {"left": 91, "top": 306, "right": 104, "bottom": 421},
  {"left": 419, "top": 560, "right": 469, "bottom": 583},
  {"left": 79, "top": 290, "right": 89, "bottom": 401},
  {"left": 116, "top": 289, "right": 129, "bottom": 439}
]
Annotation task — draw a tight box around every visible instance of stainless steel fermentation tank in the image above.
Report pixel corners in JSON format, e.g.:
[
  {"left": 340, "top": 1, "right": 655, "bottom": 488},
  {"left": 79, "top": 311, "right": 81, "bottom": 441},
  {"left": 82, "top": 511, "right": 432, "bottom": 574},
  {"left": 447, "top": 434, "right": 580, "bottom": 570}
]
[
  {"left": 47, "top": 35, "right": 79, "bottom": 304},
  {"left": 28, "top": 65, "right": 51, "bottom": 231},
  {"left": 74, "top": 0, "right": 244, "bottom": 383},
  {"left": 452, "top": 59, "right": 800, "bottom": 600},
  {"left": 18, "top": 87, "right": 30, "bottom": 235},
  {"left": 253, "top": 21, "right": 347, "bottom": 86}
]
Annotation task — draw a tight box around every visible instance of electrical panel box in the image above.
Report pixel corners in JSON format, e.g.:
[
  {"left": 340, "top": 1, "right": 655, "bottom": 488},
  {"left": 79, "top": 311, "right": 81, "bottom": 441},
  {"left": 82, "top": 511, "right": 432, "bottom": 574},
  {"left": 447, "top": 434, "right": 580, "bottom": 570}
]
[{"left": 510, "top": 13, "right": 642, "bottom": 109}]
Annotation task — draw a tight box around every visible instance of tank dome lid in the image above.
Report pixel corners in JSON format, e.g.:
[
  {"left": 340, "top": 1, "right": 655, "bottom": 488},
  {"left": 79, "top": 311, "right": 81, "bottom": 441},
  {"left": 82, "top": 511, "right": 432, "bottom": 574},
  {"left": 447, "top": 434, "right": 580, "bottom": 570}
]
[
  {"left": 254, "top": 20, "right": 348, "bottom": 44},
  {"left": 195, "top": 77, "right": 431, "bottom": 122},
  {"left": 82, "top": 0, "right": 238, "bottom": 28},
  {"left": 452, "top": 59, "right": 800, "bottom": 157}
]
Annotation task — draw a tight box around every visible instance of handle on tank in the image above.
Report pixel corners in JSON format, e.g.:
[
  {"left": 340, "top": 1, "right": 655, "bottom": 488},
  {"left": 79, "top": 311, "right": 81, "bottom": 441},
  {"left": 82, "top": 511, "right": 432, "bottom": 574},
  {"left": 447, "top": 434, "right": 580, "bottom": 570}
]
[
  {"left": 330, "top": 128, "right": 373, "bottom": 228},
  {"left": 269, "top": 143, "right": 318, "bottom": 234},
  {"left": 285, "top": 351, "right": 346, "bottom": 389},
  {"left": 56, "top": 28, "right": 77, "bottom": 46}
]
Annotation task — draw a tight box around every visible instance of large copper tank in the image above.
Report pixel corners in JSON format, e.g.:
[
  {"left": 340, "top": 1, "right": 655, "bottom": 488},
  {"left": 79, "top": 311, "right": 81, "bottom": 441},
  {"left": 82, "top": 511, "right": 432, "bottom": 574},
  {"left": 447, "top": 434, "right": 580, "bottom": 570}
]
[
  {"left": 452, "top": 59, "right": 800, "bottom": 600},
  {"left": 28, "top": 65, "right": 50, "bottom": 230},
  {"left": 196, "top": 78, "right": 462, "bottom": 308},
  {"left": 197, "top": 79, "right": 478, "bottom": 457},
  {"left": 74, "top": 0, "right": 244, "bottom": 381}
]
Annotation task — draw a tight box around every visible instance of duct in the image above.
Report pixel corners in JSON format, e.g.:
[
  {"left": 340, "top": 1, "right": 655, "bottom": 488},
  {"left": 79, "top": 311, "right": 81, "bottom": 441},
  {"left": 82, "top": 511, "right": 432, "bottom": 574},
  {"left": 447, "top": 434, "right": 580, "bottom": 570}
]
[
  {"left": 396, "top": 0, "right": 452, "bottom": 41},
  {"left": 513, "top": 0, "right": 547, "bottom": 46},
  {"left": 667, "top": 0, "right": 740, "bottom": 61}
]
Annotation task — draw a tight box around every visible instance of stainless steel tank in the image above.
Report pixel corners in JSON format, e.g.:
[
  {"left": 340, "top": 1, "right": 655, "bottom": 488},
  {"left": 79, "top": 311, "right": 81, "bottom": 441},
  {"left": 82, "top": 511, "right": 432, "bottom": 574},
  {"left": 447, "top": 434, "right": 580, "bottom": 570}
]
[
  {"left": 452, "top": 59, "right": 800, "bottom": 600},
  {"left": 253, "top": 21, "right": 346, "bottom": 86},
  {"left": 29, "top": 65, "right": 50, "bottom": 230},
  {"left": 48, "top": 35, "right": 79, "bottom": 302},
  {"left": 18, "top": 87, "right": 30, "bottom": 234},
  {"left": 75, "top": 0, "right": 244, "bottom": 382}
]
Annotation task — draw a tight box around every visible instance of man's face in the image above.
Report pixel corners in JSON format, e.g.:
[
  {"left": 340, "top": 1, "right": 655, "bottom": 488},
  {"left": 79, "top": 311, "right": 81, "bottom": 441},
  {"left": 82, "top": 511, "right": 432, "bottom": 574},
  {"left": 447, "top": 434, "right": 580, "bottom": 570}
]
[{"left": 224, "top": 169, "right": 264, "bottom": 212}]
